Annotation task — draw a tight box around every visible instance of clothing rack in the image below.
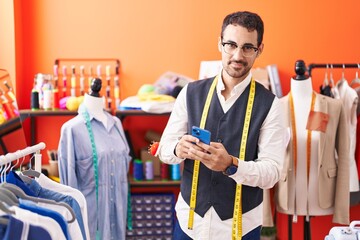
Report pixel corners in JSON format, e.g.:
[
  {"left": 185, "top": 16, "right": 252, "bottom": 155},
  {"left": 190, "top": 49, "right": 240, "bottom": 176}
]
[
  {"left": 307, "top": 63, "right": 360, "bottom": 76},
  {"left": 0, "top": 142, "right": 46, "bottom": 172}
]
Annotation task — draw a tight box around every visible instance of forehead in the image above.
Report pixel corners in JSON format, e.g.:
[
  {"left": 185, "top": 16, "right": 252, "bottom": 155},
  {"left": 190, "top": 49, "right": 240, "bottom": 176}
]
[{"left": 222, "top": 24, "right": 258, "bottom": 45}]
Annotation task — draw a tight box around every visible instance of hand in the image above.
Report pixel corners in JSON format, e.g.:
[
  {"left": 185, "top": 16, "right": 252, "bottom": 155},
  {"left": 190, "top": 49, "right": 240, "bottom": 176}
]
[
  {"left": 175, "top": 134, "right": 206, "bottom": 160},
  {"left": 187, "top": 140, "right": 233, "bottom": 172}
]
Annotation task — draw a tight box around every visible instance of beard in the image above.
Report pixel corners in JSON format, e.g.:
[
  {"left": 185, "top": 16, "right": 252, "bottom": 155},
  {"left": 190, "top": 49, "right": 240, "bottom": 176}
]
[{"left": 223, "top": 60, "right": 251, "bottom": 79}]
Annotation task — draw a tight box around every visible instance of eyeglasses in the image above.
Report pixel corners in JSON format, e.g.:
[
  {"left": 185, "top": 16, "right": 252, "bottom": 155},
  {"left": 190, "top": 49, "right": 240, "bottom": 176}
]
[{"left": 221, "top": 42, "right": 259, "bottom": 57}]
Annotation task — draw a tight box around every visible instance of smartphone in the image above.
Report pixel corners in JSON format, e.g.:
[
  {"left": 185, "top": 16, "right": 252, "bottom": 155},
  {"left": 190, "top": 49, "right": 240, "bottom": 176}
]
[{"left": 191, "top": 126, "right": 211, "bottom": 145}]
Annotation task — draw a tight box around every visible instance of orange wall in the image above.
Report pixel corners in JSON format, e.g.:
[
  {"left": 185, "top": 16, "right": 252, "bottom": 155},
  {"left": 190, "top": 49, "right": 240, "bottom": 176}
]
[
  {"left": 11, "top": 0, "right": 360, "bottom": 239},
  {"left": 15, "top": 0, "right": 360, "bottom": 108}
]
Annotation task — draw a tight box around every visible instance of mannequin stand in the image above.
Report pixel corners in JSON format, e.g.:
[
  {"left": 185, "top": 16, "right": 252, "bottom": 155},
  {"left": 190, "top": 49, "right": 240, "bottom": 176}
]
[
  {"left": 288, "top": 60, "right": 312, "bottom": 240},
  {"left": 288, "top": 216, "right": 311, "bottom": 240}
]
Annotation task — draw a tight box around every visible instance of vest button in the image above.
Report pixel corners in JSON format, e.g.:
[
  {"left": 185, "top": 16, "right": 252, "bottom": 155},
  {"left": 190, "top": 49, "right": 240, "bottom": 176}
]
[
  {"left": 217, "top": 139, "right": 222, "bottom": 143},
  {"left": 212, "top": 181, "right": 218, "bottom": 186}
]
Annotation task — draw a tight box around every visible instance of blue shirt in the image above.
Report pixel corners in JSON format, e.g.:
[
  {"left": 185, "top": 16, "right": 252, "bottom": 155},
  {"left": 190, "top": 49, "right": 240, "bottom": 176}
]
[
  {"left": 19, "top": 199, "right": 70, "bottom": 240},
  {"left": 1, "top": 215, "right": 52, "bottom": 240},
  {"left": 58, "top": 104, "right": 131, "bottom": 240},
  {"left": 25, "top": 179, "right": 86, "bottom": 240},
  {"left": 5, "top": 171, "right": 36, "bottom": 197}
]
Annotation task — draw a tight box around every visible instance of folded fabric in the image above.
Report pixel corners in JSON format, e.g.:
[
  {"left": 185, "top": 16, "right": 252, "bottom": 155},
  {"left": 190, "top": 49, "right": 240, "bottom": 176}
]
[{"left": 120, "top": 95, "right": 174, "bottom": 113}]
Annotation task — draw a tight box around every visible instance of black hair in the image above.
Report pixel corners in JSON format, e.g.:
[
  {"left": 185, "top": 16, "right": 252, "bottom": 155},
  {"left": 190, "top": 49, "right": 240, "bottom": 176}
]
[{"left": 221, "top": 11, "right": 264, "bottom": 46}]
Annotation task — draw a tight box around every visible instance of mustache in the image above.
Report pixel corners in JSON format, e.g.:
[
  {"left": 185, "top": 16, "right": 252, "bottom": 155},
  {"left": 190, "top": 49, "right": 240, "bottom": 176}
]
[{"left": 228, "top": 60, "right": 248, "bottom": 67}]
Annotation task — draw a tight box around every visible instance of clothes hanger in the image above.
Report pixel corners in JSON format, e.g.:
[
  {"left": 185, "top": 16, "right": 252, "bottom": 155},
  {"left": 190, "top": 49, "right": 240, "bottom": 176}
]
[
  {"left": 329, "top": 64, "right": 335, "bottom": 87},
  {"left": 350, "top": 63, "right": 360, "bottom": 87},
  {"left": 0, "top": 201, "right": 15, "bottom": 215},
  {"left": 0, "top": 187, "right": 19, "bottom": 206},
  {"left": 322, "top": 64, "right": 329, "bottom": 87},
  {"left": 19, "top": 153, "right": 41, "bottom": 182},
  {"left": 20, "top": 152, "right": 41, "bottom": 178},
  {"left": 1, "top": 182, "right": 76, "bottom": 223},
  {"left": 337, "top": 64, "right": 346, "bottom": 86}
]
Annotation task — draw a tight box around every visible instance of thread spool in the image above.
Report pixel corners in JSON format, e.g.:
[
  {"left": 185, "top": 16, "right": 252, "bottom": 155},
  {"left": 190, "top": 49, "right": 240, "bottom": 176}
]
[
  {"left": 31, "top": 90, "right": 40, "bottom": 110},
  {"left": 43, "top": 89, "right": 52, "bottom": 110},
  {"left": 145, "top": 160, "right": 154, "bottom": 180},
  {"left": 170, "top": 164, "right": 181, "bottom": 181},
  {"left": 160, "top": 163, "right": 169, "bottom": 181},
  {"left": 52, "top": 89, "right": 59, "bottom": 110},
  {"left": 2, "top": 102, "right": 16, "bottom": 119},
  {"left": 133, "top": 159, "right": 144, "bottom": 181}
]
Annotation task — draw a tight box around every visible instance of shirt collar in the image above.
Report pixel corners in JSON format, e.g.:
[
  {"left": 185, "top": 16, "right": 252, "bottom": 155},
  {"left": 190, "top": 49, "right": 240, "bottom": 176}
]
[
  {"left": 216, "top": 70, "right": 253, "bottom": 96},
  {"left": 78, "top": 103, "right": 116, "bottom": 129}
]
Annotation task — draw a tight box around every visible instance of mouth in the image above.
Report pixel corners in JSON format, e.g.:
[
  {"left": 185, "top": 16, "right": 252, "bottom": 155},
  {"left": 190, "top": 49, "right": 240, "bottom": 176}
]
[{"left": 230, "top": 61, "right": 246, "bottom": 68}]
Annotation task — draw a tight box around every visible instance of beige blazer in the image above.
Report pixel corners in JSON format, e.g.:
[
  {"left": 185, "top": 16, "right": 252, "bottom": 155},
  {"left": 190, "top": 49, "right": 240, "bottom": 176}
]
[{"left": 272, "top": 93, "right": 350, "bottom": 225}]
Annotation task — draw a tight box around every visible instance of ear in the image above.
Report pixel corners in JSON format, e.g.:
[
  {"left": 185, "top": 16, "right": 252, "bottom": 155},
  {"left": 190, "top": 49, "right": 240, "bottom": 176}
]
[
  {"left": 218, "top": 37, "right": 222, "bottom": 52},
  {"left": 256, "top": 43, "right": 264, "bottom": 57}
]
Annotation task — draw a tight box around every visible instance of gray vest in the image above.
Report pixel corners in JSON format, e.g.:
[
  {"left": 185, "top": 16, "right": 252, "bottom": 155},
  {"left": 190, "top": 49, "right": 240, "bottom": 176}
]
[{"left": 181, "top": 77, "right": 275, "bottom": 220}]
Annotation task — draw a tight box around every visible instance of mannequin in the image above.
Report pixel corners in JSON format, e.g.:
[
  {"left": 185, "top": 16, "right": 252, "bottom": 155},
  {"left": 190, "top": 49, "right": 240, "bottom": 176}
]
[
  {"left": 290, "top": 61, "right": 334, "bottom": 217},
  {"left": 58, "top": 78, "right": 131, "bottom": 240},
  {"left": 274, "top": 60, "right": 350, "bottom": 239},
  {"left": 83, "top": 78, "right": 107, "bottom": 128}
]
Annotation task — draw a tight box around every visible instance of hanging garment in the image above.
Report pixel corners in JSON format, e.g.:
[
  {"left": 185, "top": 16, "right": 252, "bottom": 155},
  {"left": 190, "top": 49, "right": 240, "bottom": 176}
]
[
  {"left": 35, "top": 172, "right": 90, "bottom": 240},
  {"left": 333, "top": 80, "right": 360, "bottom": 192},
  {"left": 8, "top": 206, "right": 66, "bottom": 240},
  {"left": 0, "top": 215, "right": 52, "bottom": 240},
  {"left": 319, "top": 84, "right": 334, "bottom": 98},
  {"left": 275, "top": 92, "right": 350, "bottom": 224},
  {"left": 58, "top": 104, "right": 131, "bottom": 240},
  {"left": 4, "top": 170, "right": 86, "bottom": 239},
  {"left": 18, "top": 199, "right": 70, "bottom": 239},
  {"left": 24, "top": 179, "right": 86, "bottom": 240}
]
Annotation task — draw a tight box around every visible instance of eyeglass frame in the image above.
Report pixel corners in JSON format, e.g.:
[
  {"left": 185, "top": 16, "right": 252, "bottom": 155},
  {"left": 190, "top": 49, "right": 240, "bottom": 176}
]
[{"left": 221, "top": 41, "right": 259, "bottom": 57}]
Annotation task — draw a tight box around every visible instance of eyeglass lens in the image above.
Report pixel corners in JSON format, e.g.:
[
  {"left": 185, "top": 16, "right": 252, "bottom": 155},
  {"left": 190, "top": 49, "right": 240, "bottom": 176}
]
[{"left": 223, "top": 43, "right": 257, "bottom": 57}]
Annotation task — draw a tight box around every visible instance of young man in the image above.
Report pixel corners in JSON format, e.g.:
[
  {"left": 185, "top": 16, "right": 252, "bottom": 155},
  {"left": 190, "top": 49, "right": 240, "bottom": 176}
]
[{"left": 157, "top": 11, "right": 286, "bottom": 240}]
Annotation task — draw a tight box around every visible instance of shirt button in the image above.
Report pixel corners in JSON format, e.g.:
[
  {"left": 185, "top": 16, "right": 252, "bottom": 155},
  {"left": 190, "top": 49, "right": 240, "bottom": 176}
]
[{"left": 111, "top": 159, "right": 114, "bottom": 163}]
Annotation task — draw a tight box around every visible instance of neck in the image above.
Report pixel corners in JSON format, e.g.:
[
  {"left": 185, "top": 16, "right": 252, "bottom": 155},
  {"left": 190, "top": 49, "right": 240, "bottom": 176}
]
[
  {"left": 83, "top": 94, "right": 107, "bottom": 127},
  {"left": 290, "top": 77, "right": 313, "bottom": 98},
  {"left": 222, "top": 70, "right": 250, "bottom": 88},
  {"left": 221, "top": 70, "right": 251, "bottom": 100}
]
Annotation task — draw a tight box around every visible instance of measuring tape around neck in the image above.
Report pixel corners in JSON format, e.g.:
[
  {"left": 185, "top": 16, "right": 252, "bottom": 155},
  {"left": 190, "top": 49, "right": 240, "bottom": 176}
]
[{"left": 187, "top": 77, "right": 256, "bottom": 240}]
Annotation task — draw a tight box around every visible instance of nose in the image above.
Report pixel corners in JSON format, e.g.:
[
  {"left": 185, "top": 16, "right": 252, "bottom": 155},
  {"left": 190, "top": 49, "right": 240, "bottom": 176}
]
[{"left": 231, "top": 47, "right": 244, "bottom": 60}]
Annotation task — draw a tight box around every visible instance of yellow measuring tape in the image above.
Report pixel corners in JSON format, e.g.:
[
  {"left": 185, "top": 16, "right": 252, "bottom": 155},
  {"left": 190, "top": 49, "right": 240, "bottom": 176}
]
[
  {"left": 289, "top": 92, "right": 316, "bottom": 178},
  {"left": 232, "top": 79, "right": 255, "bottom": 240},
  {"left": 188, "top": 76, "right": 218, "bottom": 230},
  {"left": 289, "top": 91, "right": 316, "bottom": 217},
  {"left": 187, "top": 77, "right": 256, "bottom": 240}
]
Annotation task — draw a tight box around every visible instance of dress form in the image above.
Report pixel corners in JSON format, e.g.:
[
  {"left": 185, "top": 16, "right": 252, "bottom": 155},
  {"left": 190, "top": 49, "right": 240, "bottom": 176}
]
[
  {"left": 291, "top": 61, "right": 333, "bottom": 217},
  {"left": 287, "top": 60, "right": 333, "bottom": 240},
  {"left": 83, "top": 78, "right": 107, "bottom": 128}
]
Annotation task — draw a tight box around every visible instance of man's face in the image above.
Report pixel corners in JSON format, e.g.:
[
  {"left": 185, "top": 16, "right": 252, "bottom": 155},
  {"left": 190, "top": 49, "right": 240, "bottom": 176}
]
[{"left": 218, "top": 24, "right": 263, "bottom": 81}]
